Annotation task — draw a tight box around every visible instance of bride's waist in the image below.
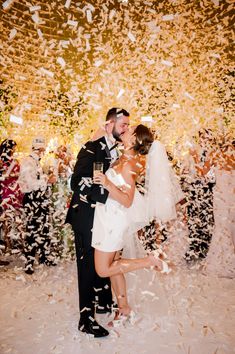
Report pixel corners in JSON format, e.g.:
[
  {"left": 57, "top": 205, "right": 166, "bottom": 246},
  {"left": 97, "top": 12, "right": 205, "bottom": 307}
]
[
  {"left": 106, "top": 189, "right": 145, "bottom": 208},
  {"left": 105, "top": 197, "right": 126, "bottom": 209}
]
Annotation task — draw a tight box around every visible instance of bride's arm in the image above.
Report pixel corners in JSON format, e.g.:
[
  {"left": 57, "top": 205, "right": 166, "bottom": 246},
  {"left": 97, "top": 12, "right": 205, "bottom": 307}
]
[{"left": 93, "top": 163, "right": 136, "bottom": 208}]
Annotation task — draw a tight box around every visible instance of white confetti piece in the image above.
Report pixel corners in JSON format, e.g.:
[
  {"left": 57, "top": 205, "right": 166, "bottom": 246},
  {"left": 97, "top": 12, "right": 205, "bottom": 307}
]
[
  {"left": 211, "top": 0, "right": 219, "bottom": 6},
  {"left": 59, "top": 40, "right": 70, "bottom": 48},
  {"left": 144, "top": 58, "right": 155, "bottom": 65},
  {"left": 9, "top": 114, "right": 23, "bottom": 125},
  {"left": 29, "top": 5, "right": 41, "bottom": 12},
  {"left": 15, "top": 275, "right": 26, "bottom": 282},
  {"left": 162, "top": 14, "right": 175, "bottom": 21},
  {"left": 9, "top": 28, "right": 17, "bottom": 40},
  {"left": 161, "top": 59, "right": 173, "bottom": 67},
  {"left": 86, "top": 9, "right": 92, "bottom": 23},
  {"left": 84, "top": 34, "right": 91, "bottom": 51},
  {"left": 49, "top": 299, "right": 57, "bottom": 304},
  {"left": 32, "top": 12, "right": 42, "bottom": 24},
  {"left": 64, "top": 0, "right": 71, "bottom": 9},
  {"left": 83, "top": 4, "right": 95, "bottom": 12},
  {"left": 184, "top": 91, "right": 195, "bottom": 100},
  {"left": 210, "top": 53, "right": 221, "bottom": 59},
  {"left": 2, "top": 0, "right": 14, "bottom": 10},
  {"left": 172, "top": 103, "right": 181, "bottom": 109},
  {"left": 67, "top": 19, "right": 78, "bottom": 27},
  {"left": 93, "top": 287, "right": 102, "bottom": 292},
  {"left": 128, "top": 31, "right": 136, "bottom": 42},
  {"left": 146, "top": 21, "right": 161, "bottom": 33},
  {"left": 117, "top": 88, "right": 125, "bottom": 98},
  {"left": 24, "top": 103, "right": 32, "bottom": 110},
  {"left": 109, "top": 9, "right": 116, "bottom": 20},
  {"left": 94, "top": 60, "right": 103, "bottom": 67},
  {"left": 99, "top": 141, "right": 106, "bottom": 150},
  {"left": 214, "top": 107, "right": 224, "bottom": 114},
  {"left": 141, "top": 116, "right": 153, "bottom": 122},
  {"left": 141, "top": 290, "right": 155, "bottom": 296},
  {"left": 39, "top": 67, "right": 54, "bottom": 78},
  {"left": 37, "top": 29, "right": 43, "bottom": 39},
  {"left": 57, "top": 57, "right": 66, "bottom": 68}
]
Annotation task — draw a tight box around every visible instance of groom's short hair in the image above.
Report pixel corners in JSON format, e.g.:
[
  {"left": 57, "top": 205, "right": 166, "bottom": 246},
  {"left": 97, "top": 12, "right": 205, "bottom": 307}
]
[{"left": 106, "top": 107, "right": 130, "bottom": 122}]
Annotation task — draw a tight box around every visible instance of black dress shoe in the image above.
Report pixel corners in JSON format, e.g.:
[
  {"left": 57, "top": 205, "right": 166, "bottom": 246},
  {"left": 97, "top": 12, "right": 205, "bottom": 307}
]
[
  {"left": 24, "top": 264, "right": 34, "bottom": 275},
  {"left": 0, "top": 259, "right": 10, "bottom": 266},
  {"left": 39, "top": 258, "right": 57, "bottom": 266},
  {"left": 78, "top": 320, "right": 109, "bottom": 337},
  {"left": 45, "top": 260, "right": 57, "bottom": 267},
  {"left": 0, "top": 240, "right": 6, "bottom": 250}
]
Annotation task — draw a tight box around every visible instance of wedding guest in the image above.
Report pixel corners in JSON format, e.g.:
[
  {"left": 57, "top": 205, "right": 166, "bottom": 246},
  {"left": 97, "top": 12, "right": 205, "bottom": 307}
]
[
  {"left": 50, "top": 145, "right": 74, "bottom": 256},
  {"left": 184, "top": 129, "right": 216, "bottom": 262},
  {"left": 18, "top": 137, "right": 56, "bottom": 274},
  {"left": 0, "top": 139, "right": 23, "bottom": 252}
]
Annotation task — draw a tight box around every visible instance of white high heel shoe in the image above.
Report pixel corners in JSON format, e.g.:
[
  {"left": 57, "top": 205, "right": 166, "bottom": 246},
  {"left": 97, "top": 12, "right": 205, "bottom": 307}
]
[
  {"left": 108, "top": 314, "right": 129, "bottom": 328},
  {"left": 108, "top": 310, "right": 137, "bottom": 328},
  {"left": 150, "top": 249, "right": 172, "bottom": 274}
]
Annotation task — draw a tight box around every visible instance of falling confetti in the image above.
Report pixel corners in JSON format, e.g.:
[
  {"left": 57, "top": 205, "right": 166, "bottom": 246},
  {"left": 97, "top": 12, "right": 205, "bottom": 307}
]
[{"left": 0, "top": 0, "right": 233, "bottom": 150}]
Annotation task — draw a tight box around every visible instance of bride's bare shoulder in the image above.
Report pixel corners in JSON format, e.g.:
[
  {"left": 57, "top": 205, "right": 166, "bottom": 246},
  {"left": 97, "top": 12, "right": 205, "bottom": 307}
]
[{"left": 119, "top": 157, "right": 143, "bottom": 180}]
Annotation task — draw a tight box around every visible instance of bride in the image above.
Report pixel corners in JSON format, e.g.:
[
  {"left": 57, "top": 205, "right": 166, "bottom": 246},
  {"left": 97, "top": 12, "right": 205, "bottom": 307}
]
[{"left": 92, "top": 124, "right": 173, "bottom": 323}]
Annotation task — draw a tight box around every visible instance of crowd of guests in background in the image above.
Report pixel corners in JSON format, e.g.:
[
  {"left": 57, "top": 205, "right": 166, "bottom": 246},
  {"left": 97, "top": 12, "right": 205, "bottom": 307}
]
[
  {"left": 0, "top": 137, "right": 74, "bottom": 273},
  {"left": 0, "top": 128, "right": 234, "bottom": 276}
]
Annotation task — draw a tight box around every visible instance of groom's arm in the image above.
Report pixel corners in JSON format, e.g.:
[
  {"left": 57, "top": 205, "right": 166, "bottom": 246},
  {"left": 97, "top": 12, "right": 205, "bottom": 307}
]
[{"left": 70, "top": 141, "right": 94, "bottom": 191}]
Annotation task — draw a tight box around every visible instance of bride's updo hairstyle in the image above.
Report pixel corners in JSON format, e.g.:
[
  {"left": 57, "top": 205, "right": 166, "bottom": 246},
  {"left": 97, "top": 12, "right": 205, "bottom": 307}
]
[{"left": 133, "top": 124, "right": 154, "bottom": 155}]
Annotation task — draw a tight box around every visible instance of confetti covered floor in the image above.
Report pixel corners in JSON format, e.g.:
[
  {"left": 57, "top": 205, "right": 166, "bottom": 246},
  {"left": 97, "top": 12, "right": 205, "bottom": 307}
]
[{"left": 0, "top": 258, "right": 234, "bottom": 354}]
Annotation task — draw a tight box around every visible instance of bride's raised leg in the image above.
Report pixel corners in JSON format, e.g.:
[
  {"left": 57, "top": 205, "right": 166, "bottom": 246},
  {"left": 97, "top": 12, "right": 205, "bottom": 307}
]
[{"left": 94, "top": 248, "right": 171, "bottom": 278}]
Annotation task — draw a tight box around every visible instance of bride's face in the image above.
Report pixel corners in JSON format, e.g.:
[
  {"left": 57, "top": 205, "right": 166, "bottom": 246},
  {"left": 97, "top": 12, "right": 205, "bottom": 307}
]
[{"left": 121, "top": 126, "right": 136, "bottom": 148}]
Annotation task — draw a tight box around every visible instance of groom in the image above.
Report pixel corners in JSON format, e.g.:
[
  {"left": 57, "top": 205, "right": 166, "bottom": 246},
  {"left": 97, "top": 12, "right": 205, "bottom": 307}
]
[{"left": 66, "top": 108, "right": 130, "bottom": 337}]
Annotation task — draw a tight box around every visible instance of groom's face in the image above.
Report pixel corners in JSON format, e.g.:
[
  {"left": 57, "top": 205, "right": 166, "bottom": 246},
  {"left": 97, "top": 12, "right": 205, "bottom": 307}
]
[{"left": 112, "top": 115, "right": 130, "bottom": 142}]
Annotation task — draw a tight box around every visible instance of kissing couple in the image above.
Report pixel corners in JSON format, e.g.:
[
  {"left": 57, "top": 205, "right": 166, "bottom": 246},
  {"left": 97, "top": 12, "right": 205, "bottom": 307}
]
[{"left": 66, "top": 107, "right": 177, "bottom": 337}]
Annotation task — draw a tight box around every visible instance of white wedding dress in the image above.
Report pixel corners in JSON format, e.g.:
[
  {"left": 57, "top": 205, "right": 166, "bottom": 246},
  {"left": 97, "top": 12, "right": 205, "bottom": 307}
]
[
  {"left": 92, "top": 141, "right": 186, "bottom": 258},
  {"left": 92, "top": 168, "right": 146, "bottom": 252}
]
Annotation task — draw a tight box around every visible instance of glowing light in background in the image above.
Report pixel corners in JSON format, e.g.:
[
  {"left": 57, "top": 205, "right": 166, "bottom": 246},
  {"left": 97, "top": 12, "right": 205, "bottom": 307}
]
[{"left": 0, "top": 0, "right": 233, "bottom": 157}]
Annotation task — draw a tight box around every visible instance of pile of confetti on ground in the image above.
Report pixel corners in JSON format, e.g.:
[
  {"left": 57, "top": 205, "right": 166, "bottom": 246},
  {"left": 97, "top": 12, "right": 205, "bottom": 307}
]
[{"left": 0, "top": 259, "right": 234, "bottom": 354}]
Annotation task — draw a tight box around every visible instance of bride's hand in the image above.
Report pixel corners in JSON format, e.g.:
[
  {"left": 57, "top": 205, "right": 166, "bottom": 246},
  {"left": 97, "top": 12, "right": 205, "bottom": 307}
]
[{"left": 93, "top": 171, "right": 108, "bottom": 186}]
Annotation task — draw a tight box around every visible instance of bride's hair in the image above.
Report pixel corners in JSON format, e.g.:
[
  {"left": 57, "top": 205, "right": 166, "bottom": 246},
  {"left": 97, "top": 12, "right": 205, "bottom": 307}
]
[{"left": 133, "top": 124, "right": 154, "bottom": 155}]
